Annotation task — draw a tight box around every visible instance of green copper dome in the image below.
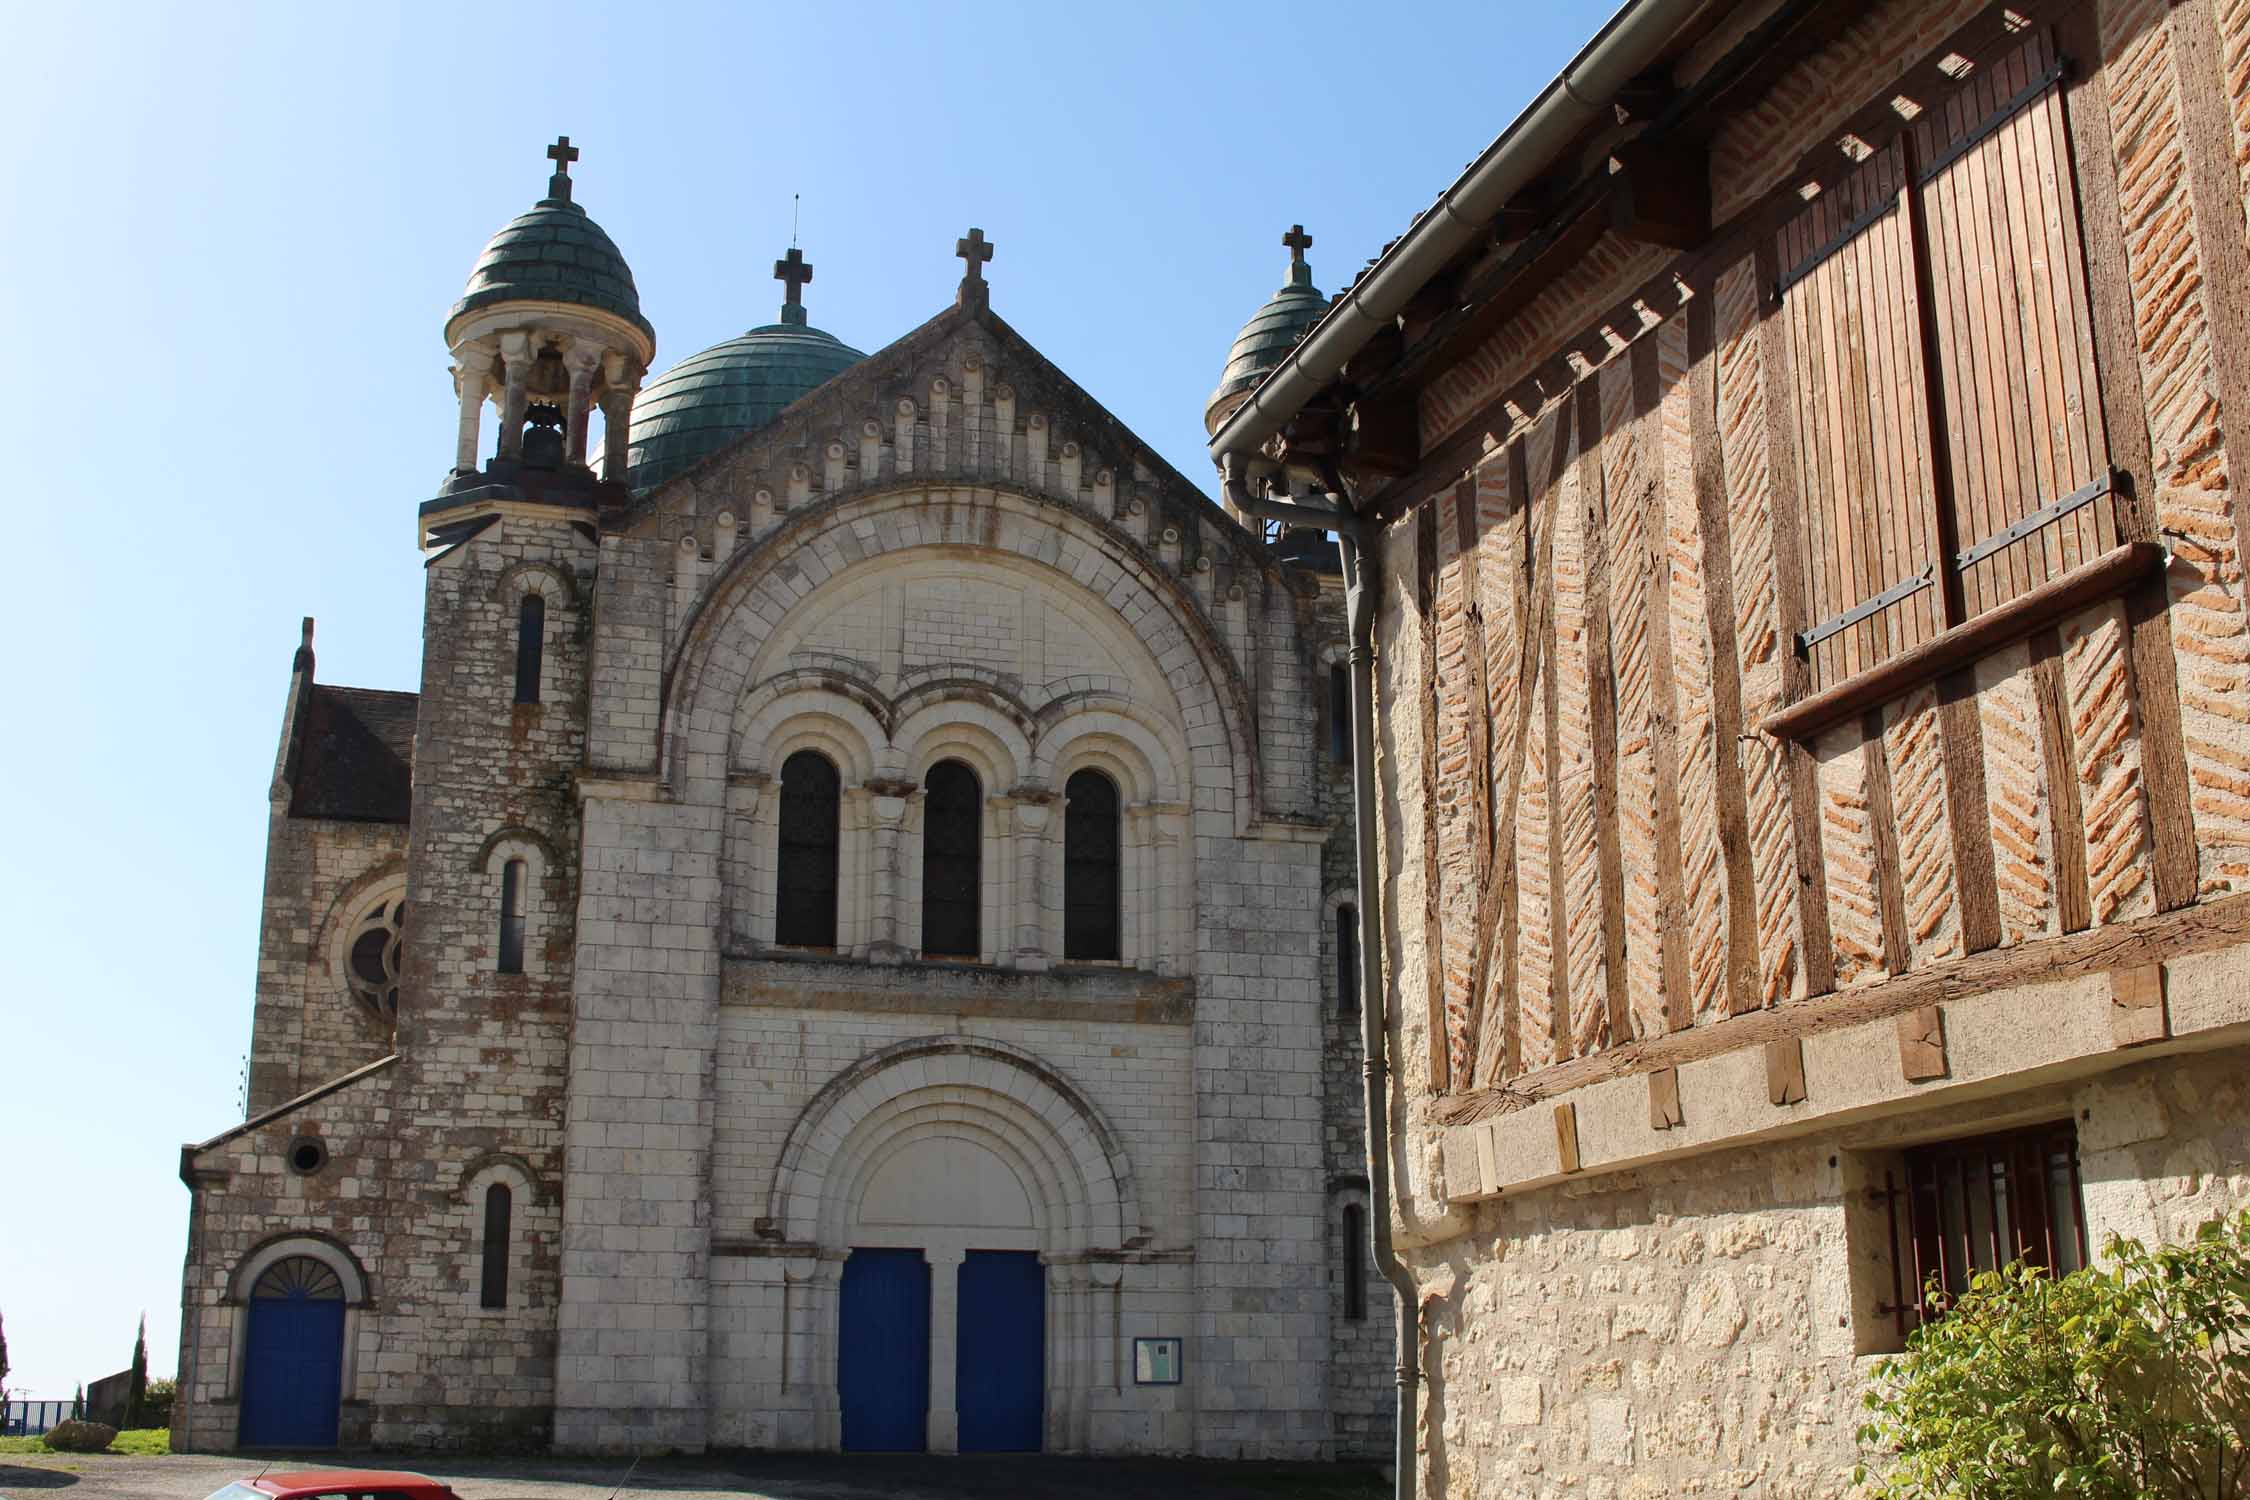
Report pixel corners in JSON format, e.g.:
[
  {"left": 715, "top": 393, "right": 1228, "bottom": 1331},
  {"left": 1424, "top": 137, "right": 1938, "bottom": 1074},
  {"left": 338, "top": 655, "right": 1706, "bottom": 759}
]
[
  {"left": 627, "top": 301, "right": 865, "bottom": 491},
  {"left": 1206, "top": 228, "right": 1327, "bottom": 435},
  {"left": 450, "top": 168, "right": 651, "bottom": 342}
]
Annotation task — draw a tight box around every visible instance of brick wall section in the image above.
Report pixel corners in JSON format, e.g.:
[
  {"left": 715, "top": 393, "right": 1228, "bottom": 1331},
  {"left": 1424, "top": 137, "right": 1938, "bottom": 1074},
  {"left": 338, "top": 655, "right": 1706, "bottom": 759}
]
[{"left": 1364, "top": 0, "right": 2250, "bottom": 1489}]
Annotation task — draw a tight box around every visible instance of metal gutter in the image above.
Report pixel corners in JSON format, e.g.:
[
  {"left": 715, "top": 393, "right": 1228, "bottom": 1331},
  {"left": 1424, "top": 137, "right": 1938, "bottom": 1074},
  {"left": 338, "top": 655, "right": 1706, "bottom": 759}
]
[{"left": 1204, "top": 0, "right": 1711, "bottom": 476}]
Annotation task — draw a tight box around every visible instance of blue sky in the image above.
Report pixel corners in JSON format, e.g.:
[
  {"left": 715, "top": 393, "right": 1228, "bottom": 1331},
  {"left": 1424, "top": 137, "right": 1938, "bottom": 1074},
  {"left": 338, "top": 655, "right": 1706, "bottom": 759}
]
[{"left": 0, "top": 0, "right": 1610, "bottom": 1397}]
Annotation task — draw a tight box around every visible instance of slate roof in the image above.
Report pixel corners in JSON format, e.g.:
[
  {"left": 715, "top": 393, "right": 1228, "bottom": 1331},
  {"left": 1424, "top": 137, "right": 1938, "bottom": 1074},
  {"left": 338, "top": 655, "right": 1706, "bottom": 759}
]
[
  {"left": 626, "top": 304, "right": 866, "bottom": 491},
  {"left": 1207, "top": 263, "right": 1328, "bottom": 425},
  {"left": 288, "top": 685, "right": 417, "bottom": 823},
  {"left": 450, "top": 196, "right": 653, "bottom": 341}
]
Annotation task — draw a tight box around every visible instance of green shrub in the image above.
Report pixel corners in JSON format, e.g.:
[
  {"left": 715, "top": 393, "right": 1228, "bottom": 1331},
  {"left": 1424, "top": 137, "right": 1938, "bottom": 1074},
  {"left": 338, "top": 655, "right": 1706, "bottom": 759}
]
[
  {"left": 140, "top": 1377, "right": 174, "bottom": 1432},
  {"left": 1857, "top": 1208, "right": 2250, "bottom": 1499}
]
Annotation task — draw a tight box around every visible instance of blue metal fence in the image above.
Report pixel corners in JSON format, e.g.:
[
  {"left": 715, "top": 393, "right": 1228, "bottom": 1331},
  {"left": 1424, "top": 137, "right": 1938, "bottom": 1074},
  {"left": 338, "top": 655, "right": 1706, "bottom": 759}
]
[{"left": 3, "top": 1399, "right": 78, "bottom": 1436}]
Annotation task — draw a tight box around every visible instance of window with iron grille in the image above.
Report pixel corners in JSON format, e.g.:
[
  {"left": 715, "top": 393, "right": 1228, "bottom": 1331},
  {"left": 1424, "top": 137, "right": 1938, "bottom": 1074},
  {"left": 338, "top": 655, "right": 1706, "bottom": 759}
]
[
  {"left": 1774, "top": 28, "right": 2117, "bottom": 692},
  {"left": 497, "top": 858, "right": 527, "bottom": 975},
  {"left": 922, "top": 759, "right": 982, "bottom": 959},
  {"left": 1063, "top": 769, "right": 1121, "bottom": 962},
  {"left": 480, "top": 1182, "right": 512, "bottom": 1309},
  {"left": 1881, "top": 1120, "right": 2089, "bottom": 1337},
  {"left": 513, "top": 593, "right": 545, "bottom": 705},
  {"left": 775, "top": 750, "right": 841, "bottom": 949}
]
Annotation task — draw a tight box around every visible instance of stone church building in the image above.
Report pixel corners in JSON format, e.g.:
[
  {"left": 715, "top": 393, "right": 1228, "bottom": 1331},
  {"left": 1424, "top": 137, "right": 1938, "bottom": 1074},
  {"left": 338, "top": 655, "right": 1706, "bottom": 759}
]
[{"left": 172, "top": 143, "right": 1392, "bottom": 1457}]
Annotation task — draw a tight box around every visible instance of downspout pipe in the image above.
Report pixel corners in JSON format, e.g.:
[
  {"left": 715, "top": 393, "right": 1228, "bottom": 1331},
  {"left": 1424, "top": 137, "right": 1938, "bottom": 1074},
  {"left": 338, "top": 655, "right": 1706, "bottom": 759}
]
[
  {"left": 1223, "top": 455, "right": 1416, "bottom": 1499},
  {"left": 1203, "top": 0, "right": 1708, "bottom": 469}
]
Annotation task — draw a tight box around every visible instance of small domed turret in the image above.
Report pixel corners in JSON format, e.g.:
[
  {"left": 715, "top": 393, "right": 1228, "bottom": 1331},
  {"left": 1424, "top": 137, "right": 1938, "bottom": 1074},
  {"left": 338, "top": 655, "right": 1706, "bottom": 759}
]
[
  {"left": 626, "top": 245, "right": 866, "bottom": 492},
  {"left": 439, "top": 137, "right": 655, "bottom": 497},
  {"left": 1205, "top": 224, "right": 1327, "bottom": 443}
]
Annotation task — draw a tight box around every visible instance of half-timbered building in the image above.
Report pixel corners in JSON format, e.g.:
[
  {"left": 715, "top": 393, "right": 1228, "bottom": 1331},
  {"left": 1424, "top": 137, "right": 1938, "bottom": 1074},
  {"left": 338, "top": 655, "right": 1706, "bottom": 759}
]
[{"left": 1209, "top": 0, "right": 2250, "bottom": 1491}]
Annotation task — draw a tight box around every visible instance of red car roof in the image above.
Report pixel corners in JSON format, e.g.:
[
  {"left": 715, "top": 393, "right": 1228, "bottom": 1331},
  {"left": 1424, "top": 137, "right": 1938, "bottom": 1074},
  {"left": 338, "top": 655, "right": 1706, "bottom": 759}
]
[{"left": 252, "top": 1473, "right": 452, "bottom": 1497}]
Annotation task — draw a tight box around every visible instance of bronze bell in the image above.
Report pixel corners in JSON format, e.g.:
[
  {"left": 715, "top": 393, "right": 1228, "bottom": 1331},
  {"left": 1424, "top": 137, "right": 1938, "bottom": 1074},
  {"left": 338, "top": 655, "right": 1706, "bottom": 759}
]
[{"left": 522, "top": 403, "right": 565, "bottom": 468}]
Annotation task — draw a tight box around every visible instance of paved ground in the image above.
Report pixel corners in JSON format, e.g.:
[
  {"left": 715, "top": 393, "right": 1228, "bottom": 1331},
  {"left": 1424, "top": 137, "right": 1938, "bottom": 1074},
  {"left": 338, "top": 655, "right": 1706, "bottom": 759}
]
[{"left": 0, "top": 1451, "right": 1386, "bottom": 1500}]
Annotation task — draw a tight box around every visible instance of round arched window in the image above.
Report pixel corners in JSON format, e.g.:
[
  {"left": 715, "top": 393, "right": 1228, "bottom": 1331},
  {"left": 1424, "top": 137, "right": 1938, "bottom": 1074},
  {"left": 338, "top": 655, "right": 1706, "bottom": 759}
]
[{"left": 344, "top": 897, "right": 405, "bottom": 1022}]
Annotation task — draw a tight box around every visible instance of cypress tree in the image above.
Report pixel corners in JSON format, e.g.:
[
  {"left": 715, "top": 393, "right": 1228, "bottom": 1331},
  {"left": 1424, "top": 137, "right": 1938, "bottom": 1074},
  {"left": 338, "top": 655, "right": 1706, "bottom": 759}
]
[{"left": 126, "top": 1314, "right": 147, "bottom": 1429}]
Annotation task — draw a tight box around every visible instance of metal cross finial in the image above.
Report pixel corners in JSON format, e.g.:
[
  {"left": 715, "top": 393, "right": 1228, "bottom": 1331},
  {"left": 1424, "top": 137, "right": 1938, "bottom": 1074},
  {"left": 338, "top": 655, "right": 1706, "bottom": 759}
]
[
  {"left": 545, "top": 135, "right": 580, "bottom": 201},
  {"left": 956, "top": 227, "right": 995, "bottom": 282},
  {"left": 1283, "top": 224, "right": 1313, "bottom": 264},
  {"left": 774, "top": 246, "right": 813, "bottom": 307}
]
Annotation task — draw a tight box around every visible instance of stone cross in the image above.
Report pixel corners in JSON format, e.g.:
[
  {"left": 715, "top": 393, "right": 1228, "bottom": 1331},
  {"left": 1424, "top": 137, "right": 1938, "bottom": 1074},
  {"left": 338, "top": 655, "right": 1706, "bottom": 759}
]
[
  {"left": 1283, "top": 224, "right": 1313, "bottom": 265},
  {"left": 956, "top": 228, "right": 995, "bottom": 282},
  {"left": 546, "top": 135, "right": 579, "bottom": 201},
  {"left": 774, "top": 246, "right": 813, "bottom": 307}
]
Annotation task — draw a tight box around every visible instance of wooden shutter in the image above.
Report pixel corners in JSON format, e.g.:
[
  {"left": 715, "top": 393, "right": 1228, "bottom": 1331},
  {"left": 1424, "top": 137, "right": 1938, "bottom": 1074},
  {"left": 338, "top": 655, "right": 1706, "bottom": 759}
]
[
  {"left": 776, "top": 750, "right": 841, "bottom": 948},
  {"left": 1911, "top": 29, "right": 2114, "bottom": 619},
  {"left": 1777, "top": 139, "right": 1948, "bottom": 692},
  {"left": 922, "top": 760, "right": 983, "bottom": 958}
]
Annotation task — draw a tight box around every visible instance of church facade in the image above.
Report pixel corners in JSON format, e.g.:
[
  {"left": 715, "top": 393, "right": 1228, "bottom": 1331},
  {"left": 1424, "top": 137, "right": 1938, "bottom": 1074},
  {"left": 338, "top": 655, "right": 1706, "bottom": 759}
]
[{"left": 172, "top": 144, "right": 1391, "bottom": 1458}]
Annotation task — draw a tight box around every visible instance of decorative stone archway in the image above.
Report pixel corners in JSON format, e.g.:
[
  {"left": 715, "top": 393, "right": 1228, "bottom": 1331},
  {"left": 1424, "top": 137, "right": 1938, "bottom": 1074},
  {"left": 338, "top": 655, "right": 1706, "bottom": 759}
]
[{"left": 765, "top": 1035, "right": 1139, "bottom": 1453}]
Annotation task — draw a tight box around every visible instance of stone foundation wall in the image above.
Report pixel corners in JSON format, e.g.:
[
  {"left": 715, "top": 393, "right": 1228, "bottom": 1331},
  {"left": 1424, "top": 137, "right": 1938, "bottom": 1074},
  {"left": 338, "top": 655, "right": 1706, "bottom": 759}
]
[{"left": 1402, "top": 1043, "right": 2250, "bottom": 1499}]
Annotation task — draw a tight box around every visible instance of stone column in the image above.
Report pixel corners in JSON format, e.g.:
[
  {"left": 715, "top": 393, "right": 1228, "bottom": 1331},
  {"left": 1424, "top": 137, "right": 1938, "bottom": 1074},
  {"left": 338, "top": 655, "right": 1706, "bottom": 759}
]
[
  {"left": 601, "top": 351, "right": 638, "bottom": 482},
  {"left": 925, "top": 1246, "right": 966, "bottom": 1454},
  {"left": 451, "top": 341, "right": 495, "bottom": 472},
  {"left": 868, "top": 789, "right": 909, "bottom": 962},
  {"left": 564, "top": 344, "right": 601, "bottom": 466},
  {"left": 1011, "top": 792, "right": 1053, "bottom": 969},
  {"left": 496, "top": 330, "right": 532, "bottom": 461}
]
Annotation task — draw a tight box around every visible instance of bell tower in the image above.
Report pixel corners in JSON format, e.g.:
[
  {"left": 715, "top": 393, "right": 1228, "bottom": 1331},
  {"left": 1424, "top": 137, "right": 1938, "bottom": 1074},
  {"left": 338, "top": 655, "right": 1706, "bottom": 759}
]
[{"left": 435, "top": 136, "right": 656, "bottom": 514}]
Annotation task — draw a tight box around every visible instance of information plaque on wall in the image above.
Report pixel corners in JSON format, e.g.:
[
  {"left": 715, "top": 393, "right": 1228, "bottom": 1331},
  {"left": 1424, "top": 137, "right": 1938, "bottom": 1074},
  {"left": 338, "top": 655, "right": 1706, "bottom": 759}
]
[{"left": 1133, "top": 1336, "right": 1182, "bottom": 1385}]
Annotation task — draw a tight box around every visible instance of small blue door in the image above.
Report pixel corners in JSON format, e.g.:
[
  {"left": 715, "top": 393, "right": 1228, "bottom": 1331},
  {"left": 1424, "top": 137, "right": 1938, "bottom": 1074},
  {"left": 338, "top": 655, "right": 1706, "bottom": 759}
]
[
  {"left": 956, "top": 1251, "right": 1044, "bottom": 1452},
  {"left": 238, "top": 1257, "right": 346, "bottom": 1447},
  {"left": 839, "top": 1248, "right": 930, "bottom": 1452}
]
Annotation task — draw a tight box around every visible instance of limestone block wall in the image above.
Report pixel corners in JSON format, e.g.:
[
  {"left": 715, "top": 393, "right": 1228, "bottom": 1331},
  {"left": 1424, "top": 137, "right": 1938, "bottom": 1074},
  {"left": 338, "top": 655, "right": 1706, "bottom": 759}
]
[
  {"left": 246, "top": 815, "right": 404, "bottom": 1114},
  {"left": 1405, "top": 1044, "right": 2250, "bottom": 1498},
  {"left": 553, "top": 789, "right": 723, "bottom": 1453},
  {"left": 174, "top": 1065, "right": 400, "bottom": 1453},
  {"left": 702, "top": 1004, "right": 1198, "bottom": 1452}
]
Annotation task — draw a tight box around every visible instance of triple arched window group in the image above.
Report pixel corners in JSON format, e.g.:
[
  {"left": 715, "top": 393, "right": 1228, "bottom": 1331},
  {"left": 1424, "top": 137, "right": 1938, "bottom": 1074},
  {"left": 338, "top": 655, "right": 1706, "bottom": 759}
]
[{"left": 774, "top": 751, "right": 1124, "bottom": 963}]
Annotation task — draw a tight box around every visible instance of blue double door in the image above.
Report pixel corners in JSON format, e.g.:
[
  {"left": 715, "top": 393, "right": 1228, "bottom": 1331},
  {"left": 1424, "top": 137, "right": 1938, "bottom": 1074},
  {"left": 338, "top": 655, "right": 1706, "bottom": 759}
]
[
  {"left": 837, "top": 1248, "right": 1043, "bottom": 1453},
  {"left": 238, "top": 1292, "right": 345, "bottom": 1447}
]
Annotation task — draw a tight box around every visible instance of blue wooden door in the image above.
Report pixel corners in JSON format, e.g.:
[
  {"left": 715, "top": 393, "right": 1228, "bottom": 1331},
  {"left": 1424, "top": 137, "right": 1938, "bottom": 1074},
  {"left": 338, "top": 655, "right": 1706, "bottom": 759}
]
[
  {"left": 238, "top": 1286, "right": 344, "bottom": 1446},
  {"left": 838, "top": 1248, "right": 930, "bottom": 1452},
  {"left": 956, "top": 1251, "right": 1044, "bottom": 1452}
]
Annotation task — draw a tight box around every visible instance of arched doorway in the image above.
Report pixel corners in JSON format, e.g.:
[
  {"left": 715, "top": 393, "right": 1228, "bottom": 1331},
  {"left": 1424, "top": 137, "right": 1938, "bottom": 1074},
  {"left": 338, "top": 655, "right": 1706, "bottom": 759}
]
[
  {"left": 769, "top": 1036, "right": 1138, "bottom": 1455},
  {"left": 237, "top": 1257, "right": 345, "bottom": 1447}
]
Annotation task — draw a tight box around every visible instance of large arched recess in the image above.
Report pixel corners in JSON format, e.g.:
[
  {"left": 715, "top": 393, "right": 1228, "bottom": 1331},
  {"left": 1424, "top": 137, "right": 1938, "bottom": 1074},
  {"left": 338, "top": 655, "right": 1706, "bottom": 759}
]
[{"left": 658, "top": 483, "right": 1263, "bottom": 832}]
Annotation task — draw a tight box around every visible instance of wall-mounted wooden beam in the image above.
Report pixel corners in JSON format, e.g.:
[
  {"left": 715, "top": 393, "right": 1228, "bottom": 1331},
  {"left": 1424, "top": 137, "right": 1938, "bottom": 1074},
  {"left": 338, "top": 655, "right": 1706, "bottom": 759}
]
[
  {"left": 1554, "top": 1102, "right": 1583, "bottom": 1173},
  {"left": 1765, "top": 1036, "right": 1807, "bottom": 1105},
  {"left": 1896, "top": 1004, "right": 1948, "bottom": 1081},
  {"left": 2109, "top": 964, "right": 2167, "bottom": 1048},
  {"left": 1648, "top": 1066, "right": 1684, "bottom": 1129},
  {"left": 1610, "top": 139, "right": 1712, "bottom": 250},
  {"left": 1761, "top": 542, "right": 2164, "bottom": 741}
]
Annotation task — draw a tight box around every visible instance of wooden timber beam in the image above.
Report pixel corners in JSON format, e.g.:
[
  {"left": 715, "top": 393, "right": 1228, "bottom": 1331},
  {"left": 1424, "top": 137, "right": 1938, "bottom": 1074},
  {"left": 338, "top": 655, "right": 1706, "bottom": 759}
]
[{"left": 1609, "top": 138, "right": 1711, "bottom": 249}]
